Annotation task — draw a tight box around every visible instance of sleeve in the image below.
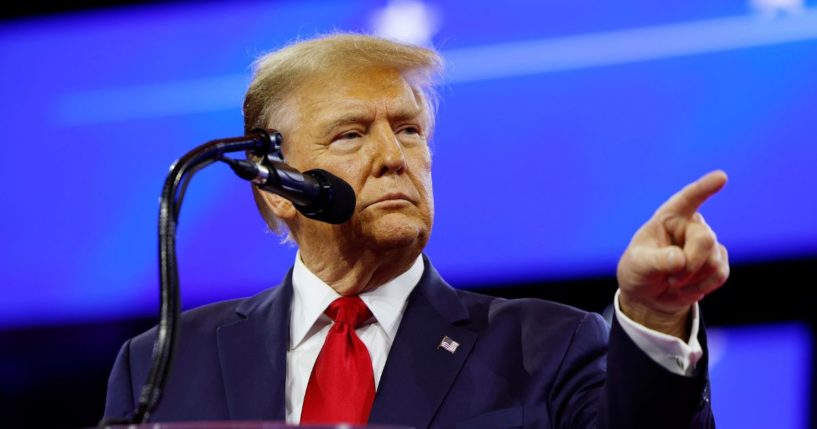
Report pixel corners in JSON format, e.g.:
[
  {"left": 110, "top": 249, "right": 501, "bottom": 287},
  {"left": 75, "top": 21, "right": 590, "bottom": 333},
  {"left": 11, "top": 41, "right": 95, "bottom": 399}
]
[
  {"left": 102, "top": 339, "right": 136, "bottom": 423},
  {"left": 548, "top": 312, "right": 609, "bottom": 429},
  {"left": 614, "top": 289, "right": 703, "bottom": 376},
  {"left": 597, "top": 312, "right": 715, "bottom": 429},
  {"left": 548, "top": 312, "right": 714, "bottom": 429}
]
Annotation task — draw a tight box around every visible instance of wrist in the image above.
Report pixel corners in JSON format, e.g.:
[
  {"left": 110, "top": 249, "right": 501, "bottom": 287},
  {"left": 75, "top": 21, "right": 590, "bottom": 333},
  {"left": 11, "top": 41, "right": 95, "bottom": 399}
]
[{"left": 618, "top": 290, "right": 692, "bottom": 340}]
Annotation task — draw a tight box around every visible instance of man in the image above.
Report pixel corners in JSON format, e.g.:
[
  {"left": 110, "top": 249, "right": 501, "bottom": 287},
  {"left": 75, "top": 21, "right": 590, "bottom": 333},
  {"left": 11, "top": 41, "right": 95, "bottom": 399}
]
[{"left": 104, "top": 34, "right": 727, "bottom": 428}]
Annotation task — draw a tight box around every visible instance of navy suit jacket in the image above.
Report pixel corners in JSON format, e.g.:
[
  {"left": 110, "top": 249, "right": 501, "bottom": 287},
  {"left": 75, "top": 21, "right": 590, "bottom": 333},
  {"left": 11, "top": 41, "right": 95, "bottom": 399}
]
[{"left": 104, "top": 257, "right": 714, "bottom": 428}]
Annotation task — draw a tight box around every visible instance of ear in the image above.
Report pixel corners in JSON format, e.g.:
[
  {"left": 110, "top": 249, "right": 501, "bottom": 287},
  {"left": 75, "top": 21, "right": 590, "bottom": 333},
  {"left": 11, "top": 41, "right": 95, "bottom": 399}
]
[{"left": 254, "top": 187, "right": 297, "bottom": 221}]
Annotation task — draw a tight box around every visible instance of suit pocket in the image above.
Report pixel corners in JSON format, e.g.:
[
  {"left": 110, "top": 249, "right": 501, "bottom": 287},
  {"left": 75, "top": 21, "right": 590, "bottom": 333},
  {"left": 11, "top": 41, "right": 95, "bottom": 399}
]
[{"left": 454, "top": 406, "right": 523, "bottom": 429}]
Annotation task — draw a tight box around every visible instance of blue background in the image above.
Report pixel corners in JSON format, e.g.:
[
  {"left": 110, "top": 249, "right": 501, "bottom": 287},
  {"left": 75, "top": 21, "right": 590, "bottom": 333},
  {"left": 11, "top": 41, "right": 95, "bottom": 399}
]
[{"left": 0, "top": 1, "right": 815, "bottom": 426}]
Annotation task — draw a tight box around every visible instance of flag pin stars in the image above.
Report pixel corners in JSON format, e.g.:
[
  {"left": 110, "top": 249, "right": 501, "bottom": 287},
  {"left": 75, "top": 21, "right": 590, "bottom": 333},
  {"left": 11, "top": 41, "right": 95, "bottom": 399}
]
[{"left": 438, "top": 336, "right": 459, "bottom": 354}]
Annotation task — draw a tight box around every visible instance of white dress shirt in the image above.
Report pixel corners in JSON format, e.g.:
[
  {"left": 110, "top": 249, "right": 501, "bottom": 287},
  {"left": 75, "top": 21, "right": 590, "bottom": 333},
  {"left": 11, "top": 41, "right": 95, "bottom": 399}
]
[
  {"left": 285, "top": 253, "right": 703, "bottom": 423},
  {"left": 285, "top": 253, "right": 424, "bottom": 424}
]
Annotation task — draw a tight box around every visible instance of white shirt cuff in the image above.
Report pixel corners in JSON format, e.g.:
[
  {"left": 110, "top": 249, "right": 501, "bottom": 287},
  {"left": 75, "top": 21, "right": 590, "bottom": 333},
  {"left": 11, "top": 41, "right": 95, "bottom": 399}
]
[{"left": 613, "top": 289, "right": 703, "bottom": 377}]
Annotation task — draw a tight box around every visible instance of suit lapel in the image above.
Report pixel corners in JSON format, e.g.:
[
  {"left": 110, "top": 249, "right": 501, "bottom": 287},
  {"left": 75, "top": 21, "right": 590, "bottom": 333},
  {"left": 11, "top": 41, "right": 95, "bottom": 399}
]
[
  {"left": 216, "top": 271, "right": 293, "bottom": 421},
  {"left": 369, "top": 257, "right": 478, "bottom": 428}
]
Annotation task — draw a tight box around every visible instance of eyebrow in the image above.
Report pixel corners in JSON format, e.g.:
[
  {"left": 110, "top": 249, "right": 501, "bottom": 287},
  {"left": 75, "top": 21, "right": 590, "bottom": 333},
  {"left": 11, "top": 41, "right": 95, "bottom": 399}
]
[
  {"left": 389, "top": 106, "right": 425, "bottom": 124},
  {"left": 318, "top": 106, "right": 426, "bottom": 138},
  {"left": 318, "top": 114, "right": 373, "bottom": 138}
]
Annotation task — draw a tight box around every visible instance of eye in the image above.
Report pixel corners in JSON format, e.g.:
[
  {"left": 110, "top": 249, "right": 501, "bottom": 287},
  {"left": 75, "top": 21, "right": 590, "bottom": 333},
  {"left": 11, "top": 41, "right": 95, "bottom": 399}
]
[
  {"left": 329, "top": 130, "right": 364, "bottom": 153},
  {"left": 335, "top": 130, "right": 363, "bottom": 141},
  {"left": 399, "top": 126, "right": 421, "bottom": 136}
]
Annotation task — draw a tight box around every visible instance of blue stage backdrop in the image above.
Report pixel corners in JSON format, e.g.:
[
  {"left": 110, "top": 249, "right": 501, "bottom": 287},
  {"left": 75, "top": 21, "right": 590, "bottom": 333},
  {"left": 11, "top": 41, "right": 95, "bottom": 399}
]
[
  {"left": 2, "top": 1, "right": 815, "bottom": 427},
  {"left": 1, "top": 0, "right": 816, "bottom": 327}
]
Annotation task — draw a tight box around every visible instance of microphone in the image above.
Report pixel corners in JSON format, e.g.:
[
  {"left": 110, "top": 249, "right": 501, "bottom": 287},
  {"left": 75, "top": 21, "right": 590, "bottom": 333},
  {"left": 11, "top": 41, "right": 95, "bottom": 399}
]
[{"left": 225, "top": 158, "right": 356, "bottom": 224}]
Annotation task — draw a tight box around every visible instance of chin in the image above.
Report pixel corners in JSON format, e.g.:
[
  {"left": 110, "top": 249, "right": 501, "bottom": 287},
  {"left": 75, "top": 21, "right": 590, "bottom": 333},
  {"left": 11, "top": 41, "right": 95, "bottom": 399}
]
[{"left": 365, "top": 214, "right": 430, "bottom": 251}]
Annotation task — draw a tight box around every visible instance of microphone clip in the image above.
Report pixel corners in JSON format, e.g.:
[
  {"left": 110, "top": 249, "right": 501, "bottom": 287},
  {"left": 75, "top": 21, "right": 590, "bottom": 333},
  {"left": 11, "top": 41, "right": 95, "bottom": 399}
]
[{"left": 249, "top": 128, "right": 285, "bottom": 165}]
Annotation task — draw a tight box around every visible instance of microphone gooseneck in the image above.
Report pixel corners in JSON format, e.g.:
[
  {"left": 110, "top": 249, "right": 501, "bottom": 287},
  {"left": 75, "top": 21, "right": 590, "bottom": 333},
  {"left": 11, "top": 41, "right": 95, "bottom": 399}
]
[
  {"left": 127, "top": 129, "right": 277, "bottom": 425},
  {"left": 100, "top": 129, "right": 356, "bottom": 426},
  {"left": 101, "top": 129, "right": 356, "bottom": 426},
  {"left": 101, "top": 129, "right": 292, "bottom": 426}
]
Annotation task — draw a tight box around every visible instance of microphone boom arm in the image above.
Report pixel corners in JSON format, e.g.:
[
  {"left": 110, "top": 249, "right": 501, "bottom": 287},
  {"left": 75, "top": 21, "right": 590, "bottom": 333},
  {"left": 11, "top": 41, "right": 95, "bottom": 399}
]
[{"left": 104, "top": 129, "right": 281, "bottom": 425}]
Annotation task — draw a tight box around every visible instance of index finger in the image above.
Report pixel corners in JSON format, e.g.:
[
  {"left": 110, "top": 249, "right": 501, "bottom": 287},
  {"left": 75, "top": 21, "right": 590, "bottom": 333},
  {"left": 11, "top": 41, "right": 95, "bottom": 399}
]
[{"left": 657, "top": 170, "right": 728, "bottom": 218}]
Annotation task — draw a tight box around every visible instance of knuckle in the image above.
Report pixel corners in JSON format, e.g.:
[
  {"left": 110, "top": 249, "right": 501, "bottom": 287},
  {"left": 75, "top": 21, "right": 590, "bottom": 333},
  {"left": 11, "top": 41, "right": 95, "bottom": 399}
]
[
  {"left": 720, "top": 244, "right": 729, "bottom": 261},
  {"left": 719, "top": 264, "right": 730, "bottom": 283},
  {"left": 697, "top": 233, "right": 716, "bottom": 250},
  {"left": 655, "top": 212, "right": 674, "bottom": 228},
  {"left": 701, "top": 251, "right": 715, "bottom": 266}
]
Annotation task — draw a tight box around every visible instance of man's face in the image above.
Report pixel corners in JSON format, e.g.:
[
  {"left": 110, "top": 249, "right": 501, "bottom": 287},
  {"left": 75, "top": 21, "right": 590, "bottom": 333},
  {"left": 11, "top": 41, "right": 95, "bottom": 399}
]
[{"left": 270, "top": 66, "right": 434, "bottom": 254}]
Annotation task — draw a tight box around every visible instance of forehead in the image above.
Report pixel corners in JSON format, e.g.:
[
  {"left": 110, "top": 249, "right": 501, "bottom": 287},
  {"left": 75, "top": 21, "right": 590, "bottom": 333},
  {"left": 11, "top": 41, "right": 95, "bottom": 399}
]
[{"left": 284, "top": 67, "right": 426, "bottom": 123}]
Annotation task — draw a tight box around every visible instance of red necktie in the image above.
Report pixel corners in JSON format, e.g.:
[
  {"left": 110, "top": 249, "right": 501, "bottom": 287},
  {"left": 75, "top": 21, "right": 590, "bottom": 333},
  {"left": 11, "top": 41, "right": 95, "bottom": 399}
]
[{"left": 300, "top": 296, "right": 375, "bottom": 424}]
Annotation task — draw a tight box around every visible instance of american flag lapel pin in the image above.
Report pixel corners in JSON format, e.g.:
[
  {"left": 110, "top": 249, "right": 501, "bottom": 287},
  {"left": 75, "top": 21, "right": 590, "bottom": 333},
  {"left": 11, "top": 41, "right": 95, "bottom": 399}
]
[{"left": 438, "top": 336, "right": 460, "bottom": 354}]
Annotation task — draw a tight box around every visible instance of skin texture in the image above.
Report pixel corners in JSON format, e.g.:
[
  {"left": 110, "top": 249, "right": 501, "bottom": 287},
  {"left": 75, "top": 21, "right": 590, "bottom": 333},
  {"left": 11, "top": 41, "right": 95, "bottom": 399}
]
[
  {"left": 259, "top": 66, "right": 434, "bottom": 296},
  {"left": 261, "top": 66, "right": 730, "bottom": 339}
]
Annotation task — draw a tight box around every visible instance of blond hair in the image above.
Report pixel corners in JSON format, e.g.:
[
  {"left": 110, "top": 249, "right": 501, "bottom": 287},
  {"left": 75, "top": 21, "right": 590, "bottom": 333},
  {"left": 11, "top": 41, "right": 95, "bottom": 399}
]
[{"left": 242, "top": 33, "right": 443, "bottom": 235}]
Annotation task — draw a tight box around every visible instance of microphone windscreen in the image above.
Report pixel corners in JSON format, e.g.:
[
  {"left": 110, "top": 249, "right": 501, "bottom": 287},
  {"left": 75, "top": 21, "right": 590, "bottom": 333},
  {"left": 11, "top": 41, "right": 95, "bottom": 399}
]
[{"left": 299, "top": 169, "right": 356, "bottom": 224}]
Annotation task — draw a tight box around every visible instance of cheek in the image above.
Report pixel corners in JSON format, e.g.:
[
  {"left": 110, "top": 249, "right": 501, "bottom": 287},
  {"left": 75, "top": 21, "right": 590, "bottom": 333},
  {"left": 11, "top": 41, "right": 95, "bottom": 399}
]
[
  {"left": 412, "top": 156, "right": 435, "bottom": 216},
  {"left": 322, "top": 157, "right": 370, "bottom": 196},
  {"left": 424, "top": 173, "right": 435, "bottom": 220},
  {"left": 417, "top": 168, "right": 433, "bottom": 198}
]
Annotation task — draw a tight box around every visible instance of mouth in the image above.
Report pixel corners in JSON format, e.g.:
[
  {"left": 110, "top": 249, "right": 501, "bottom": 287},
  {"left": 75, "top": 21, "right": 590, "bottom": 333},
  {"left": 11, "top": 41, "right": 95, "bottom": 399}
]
[{"left": 363, "top": 192, "right": 416, "bottom": 209}]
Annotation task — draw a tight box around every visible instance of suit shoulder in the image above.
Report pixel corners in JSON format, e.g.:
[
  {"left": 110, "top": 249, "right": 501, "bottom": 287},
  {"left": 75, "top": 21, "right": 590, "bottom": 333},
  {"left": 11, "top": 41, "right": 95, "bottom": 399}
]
[
  {"left": 129, "top": 286, "right": 277, "bottom": 350},
  {"left": 449, "top": 288, "right": 609, "bottom": 379},
  {"left": 453, "top": 288, "right": 596, "bottom": 330}
]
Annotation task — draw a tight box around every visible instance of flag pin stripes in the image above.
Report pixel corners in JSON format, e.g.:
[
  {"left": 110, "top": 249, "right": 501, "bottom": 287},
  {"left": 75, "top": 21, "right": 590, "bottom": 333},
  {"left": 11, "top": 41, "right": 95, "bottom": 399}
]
[{"left": 438, "top": 336, "right": 459, "bottom": 354}]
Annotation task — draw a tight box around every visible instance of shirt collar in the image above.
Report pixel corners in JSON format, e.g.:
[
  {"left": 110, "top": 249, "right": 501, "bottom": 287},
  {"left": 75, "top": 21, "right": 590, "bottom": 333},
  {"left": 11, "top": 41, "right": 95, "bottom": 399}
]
[{"left": 290, "top": 251, "right": 424, "bottom": 349}]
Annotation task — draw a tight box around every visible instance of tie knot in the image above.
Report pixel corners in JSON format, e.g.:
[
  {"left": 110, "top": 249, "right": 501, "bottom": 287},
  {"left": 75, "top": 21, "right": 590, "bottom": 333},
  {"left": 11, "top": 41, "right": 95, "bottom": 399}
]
[{"left": 326, "top": 296, "right": 372, "bottom": 328}]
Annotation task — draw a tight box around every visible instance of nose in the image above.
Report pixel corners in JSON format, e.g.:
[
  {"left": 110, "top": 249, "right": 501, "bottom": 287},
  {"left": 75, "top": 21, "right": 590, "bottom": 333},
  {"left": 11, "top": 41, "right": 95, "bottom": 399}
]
[{"left": 371, "top": 125, "right": 406, "bottom": 177}]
